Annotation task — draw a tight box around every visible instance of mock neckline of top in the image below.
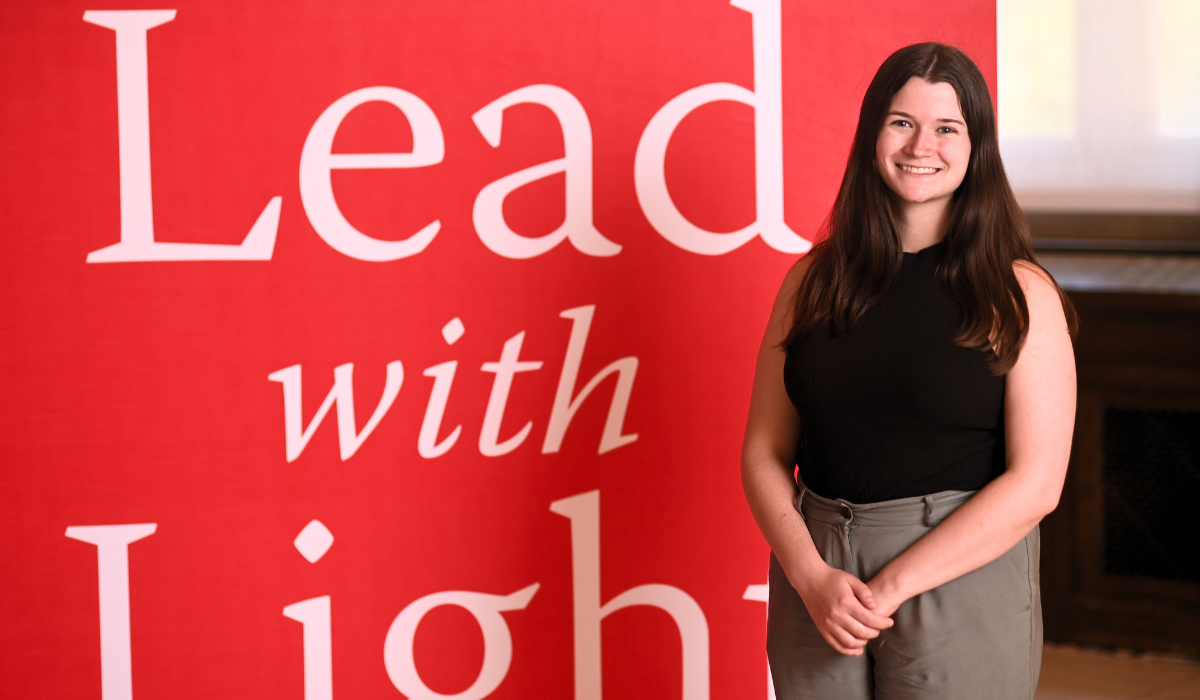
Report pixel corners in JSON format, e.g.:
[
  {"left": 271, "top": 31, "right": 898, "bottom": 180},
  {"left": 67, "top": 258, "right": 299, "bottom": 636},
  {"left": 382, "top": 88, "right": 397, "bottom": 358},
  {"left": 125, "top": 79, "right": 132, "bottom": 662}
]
[{"left": 901, "top": 240, "right": 946, "bottom": 258}]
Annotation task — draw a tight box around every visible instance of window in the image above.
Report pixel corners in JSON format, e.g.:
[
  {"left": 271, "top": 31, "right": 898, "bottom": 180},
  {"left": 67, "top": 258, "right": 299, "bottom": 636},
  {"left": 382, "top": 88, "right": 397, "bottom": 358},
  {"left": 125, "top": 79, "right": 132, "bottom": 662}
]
[{"left": 998, "top": 0, "right": 1200, "bottom": 212}]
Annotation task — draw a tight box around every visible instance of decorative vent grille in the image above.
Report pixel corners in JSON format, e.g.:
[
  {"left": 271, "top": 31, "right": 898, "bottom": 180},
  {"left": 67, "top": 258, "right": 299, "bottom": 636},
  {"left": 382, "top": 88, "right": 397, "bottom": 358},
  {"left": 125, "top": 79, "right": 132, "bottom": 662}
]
[{"left": 1102, "top": 407, "right": 1200, "bottom": 583}]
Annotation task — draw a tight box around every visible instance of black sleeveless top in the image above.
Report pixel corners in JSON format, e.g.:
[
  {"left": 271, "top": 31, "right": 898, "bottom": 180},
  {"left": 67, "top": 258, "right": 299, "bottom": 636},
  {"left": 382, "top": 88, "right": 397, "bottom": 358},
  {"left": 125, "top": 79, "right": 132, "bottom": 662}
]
[{"left": 783, "top": 242, "right": 1005, "bottom": 503}]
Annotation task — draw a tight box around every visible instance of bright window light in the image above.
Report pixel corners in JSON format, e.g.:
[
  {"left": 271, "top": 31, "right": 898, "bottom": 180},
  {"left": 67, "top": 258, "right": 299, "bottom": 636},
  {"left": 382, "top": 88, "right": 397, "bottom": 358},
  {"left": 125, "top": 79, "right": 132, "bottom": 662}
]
[
  {"left": 1157, "top": 0, "right": 1200, "bottom": 136},
  {"left": 998, "top": 0, "right": 1075, "bottom": 138},
  {"left": 998, "top": 0, "right": 1200, "bottom": 213}
]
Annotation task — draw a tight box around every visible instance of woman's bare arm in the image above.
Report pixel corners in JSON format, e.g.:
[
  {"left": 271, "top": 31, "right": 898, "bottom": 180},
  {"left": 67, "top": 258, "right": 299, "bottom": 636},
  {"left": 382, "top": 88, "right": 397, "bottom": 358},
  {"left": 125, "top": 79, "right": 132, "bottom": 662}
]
[
  {"left": 866, "top": 264, "right": 1076, "bottom": 614},
  {"left": 741, "top": 257, "right": 893, "bottom": 656}
]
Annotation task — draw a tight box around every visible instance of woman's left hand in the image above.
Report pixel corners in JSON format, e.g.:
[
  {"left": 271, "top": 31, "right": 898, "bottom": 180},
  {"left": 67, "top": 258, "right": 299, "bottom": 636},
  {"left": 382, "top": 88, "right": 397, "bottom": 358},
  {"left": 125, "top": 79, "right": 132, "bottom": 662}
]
[{"left": 863, "top": 574, "right": 905, "bottom": 618}]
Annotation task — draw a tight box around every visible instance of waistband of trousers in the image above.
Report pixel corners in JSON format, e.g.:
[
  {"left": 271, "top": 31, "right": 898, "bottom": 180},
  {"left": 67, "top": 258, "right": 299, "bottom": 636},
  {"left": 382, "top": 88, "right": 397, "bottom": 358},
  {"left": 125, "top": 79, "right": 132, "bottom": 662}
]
[{"left": 795, "top": 488, "right": 977, "bottom": 528}]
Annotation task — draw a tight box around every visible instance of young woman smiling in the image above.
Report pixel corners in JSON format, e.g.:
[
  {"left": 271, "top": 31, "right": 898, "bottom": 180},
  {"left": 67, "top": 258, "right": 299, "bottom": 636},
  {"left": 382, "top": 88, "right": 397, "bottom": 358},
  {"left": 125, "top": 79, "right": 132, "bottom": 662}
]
[{"left": 741, "top": 43, "right": 1077, "bottom": 699}]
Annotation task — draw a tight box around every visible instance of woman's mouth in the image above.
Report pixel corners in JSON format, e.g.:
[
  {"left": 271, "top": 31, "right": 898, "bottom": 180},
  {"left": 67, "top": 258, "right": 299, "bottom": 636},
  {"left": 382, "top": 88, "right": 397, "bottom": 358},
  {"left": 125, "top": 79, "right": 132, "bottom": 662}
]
[{"left": 897, "top": 163, "right": 940, "bottom": 175}]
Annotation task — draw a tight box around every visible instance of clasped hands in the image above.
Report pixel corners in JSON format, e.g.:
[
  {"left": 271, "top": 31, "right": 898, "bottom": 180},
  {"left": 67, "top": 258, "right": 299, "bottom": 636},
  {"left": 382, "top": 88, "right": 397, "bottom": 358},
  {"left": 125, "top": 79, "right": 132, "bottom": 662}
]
[{"left": 793, "top": 564, "right": 903, "bottom": 656}]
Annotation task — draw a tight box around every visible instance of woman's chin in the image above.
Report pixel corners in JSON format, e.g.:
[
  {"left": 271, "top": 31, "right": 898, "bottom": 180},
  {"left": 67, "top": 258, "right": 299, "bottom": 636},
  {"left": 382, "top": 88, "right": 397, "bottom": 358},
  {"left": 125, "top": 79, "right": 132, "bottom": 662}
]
[{"left": 893, "top": 189, "right": 951, "bottom": 207}]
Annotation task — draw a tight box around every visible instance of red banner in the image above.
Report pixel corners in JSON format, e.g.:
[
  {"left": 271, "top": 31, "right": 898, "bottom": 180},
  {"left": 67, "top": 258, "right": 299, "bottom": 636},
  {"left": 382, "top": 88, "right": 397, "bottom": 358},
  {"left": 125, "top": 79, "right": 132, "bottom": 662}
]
[{"left": 0, "top": 2, "right": 994, "bottom": 698}]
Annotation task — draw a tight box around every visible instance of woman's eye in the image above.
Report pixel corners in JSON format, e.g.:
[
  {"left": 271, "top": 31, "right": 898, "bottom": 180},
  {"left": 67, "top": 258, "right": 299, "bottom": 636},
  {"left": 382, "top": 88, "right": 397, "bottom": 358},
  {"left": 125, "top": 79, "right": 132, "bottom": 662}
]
[
  {"left": 892, "top": 119, "right": 911, "bottom": 128},
  {"left": 938, "top": 126, "right": 957, "bottom": 134}
]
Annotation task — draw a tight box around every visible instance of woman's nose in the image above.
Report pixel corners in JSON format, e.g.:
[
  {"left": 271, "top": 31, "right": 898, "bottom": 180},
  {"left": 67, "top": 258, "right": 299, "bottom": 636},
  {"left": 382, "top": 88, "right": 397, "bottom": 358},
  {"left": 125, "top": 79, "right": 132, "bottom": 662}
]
[{"left": 905, "top": 127, "right": 936, "bottom": 156}]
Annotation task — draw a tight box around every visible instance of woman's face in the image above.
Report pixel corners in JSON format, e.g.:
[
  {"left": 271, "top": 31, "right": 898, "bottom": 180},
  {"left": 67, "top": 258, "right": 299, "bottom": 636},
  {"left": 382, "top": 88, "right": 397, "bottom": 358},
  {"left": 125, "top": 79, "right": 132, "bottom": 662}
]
[{"left": 875, "top": 77, "right": 971, "bottom": 206}]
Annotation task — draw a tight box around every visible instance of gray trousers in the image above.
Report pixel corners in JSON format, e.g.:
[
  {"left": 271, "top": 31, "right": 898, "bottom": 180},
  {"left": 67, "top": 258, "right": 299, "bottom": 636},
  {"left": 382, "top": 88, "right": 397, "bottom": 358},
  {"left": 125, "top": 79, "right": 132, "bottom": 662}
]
[{"left": 766, "top": 489, "right": 1042, "bottom": 700}]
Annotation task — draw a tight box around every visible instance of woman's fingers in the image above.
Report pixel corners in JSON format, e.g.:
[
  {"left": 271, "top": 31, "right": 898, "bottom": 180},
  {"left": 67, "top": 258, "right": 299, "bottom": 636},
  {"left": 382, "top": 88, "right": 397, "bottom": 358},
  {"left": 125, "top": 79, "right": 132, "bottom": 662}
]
[
  {"left": 847, "top": 601, "right": 894, "bottom": 630},
  {"left": 842, "top": 575, "right": 894, "bottom": 630},
  {"left": 800, "top": 568, "right": 892, "bottom": 655},
  {"left": 847, "top": 576, "right": 877, "bottom": 609},
  {"left": 835, "top": 613, "right": 881, "bottom": 641},
  {"left": 822, "top": 629, "right": 865, "bottom": 656},
  {"left": 826, "top": 616, "right": 872, "bottom": 647}
]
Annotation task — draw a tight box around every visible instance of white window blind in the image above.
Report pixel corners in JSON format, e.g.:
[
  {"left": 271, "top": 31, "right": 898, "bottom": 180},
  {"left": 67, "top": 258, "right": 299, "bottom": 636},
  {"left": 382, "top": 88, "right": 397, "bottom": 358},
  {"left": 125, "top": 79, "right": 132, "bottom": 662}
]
[{"left": 998, "top": 0, "right": 1200, "bottom": 213}]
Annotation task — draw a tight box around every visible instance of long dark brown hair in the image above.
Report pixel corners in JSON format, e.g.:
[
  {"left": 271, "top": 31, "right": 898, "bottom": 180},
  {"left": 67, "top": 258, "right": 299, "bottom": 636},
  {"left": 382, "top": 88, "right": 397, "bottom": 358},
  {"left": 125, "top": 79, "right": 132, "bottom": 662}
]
[{"left": 784, "top": 42, "right": 1077, "bottom": 373}]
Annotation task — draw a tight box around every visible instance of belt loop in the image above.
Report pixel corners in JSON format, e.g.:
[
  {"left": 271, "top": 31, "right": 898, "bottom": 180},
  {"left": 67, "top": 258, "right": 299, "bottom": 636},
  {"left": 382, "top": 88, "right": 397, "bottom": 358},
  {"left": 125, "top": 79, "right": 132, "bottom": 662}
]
[
  {"left": 923, "top": 495, "right": 935, "bottom": 527},
  {"left": 796, "top": 488, "right": 808, "bottom": 521}
]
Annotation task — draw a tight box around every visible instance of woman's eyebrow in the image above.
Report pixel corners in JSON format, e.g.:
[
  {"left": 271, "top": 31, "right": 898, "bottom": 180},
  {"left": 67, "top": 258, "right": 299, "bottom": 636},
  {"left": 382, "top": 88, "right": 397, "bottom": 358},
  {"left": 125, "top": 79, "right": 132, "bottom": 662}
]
[{"left": 886, "top": 110, "right": 965, "bottom": 126}]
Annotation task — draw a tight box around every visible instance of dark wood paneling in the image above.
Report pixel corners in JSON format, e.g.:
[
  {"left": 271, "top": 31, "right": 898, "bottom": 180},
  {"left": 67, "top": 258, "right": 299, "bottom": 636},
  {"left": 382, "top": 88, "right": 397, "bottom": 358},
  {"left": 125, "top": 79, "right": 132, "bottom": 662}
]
[
  {"left": 1042, "top": 291, "right": 1200, "bottom": 655},
  {"left": 1028, "top": 213, "right": 1200, "bottom": 243}
]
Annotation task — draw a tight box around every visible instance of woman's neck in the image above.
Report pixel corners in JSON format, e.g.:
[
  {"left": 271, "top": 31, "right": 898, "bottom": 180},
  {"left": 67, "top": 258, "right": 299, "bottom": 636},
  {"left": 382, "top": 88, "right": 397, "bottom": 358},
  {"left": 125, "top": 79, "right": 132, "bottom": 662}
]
[{"left": 894, "top": 196, "right": 952, "bottom": 253}]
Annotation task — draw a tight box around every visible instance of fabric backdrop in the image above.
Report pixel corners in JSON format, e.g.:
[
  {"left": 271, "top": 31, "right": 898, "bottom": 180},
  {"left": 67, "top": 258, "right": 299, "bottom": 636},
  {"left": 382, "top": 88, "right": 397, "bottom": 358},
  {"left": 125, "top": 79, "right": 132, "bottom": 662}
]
[{"left": 0, "top": 2, "right": 993, "bottom": 699}]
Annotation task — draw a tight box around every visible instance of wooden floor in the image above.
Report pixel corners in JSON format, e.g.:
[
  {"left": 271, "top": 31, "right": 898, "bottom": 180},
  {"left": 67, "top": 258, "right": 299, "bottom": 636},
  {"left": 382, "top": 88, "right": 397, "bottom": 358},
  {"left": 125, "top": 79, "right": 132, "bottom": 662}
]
[{"left": 1037, "top": 644, "right": 1200, "bottom": 699}]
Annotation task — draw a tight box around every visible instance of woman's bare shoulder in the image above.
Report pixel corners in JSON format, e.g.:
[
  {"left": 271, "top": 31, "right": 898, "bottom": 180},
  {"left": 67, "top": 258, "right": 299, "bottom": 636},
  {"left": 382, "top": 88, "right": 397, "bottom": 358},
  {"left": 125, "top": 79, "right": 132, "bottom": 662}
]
[
  {"left": 1012, "top": 259, "right": 1055, "bottom": 290},
  {"left": 779, "top": 253, "right": 814, "bottom": 298},
  {"left": 761, "top": 254, "right": 814, "bottom": 347},
  {"left": 1011, "top": 260, "right": 1071, "bottom": 349}
]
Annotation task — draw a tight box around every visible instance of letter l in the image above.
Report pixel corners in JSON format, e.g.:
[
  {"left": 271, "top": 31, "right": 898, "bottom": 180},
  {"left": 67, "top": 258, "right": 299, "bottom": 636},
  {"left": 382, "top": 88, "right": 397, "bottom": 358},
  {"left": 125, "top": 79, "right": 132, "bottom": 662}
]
[
  {"left": 66, "top": 523, "right": 157, "bottom": 700},
  {"left": 83, "top": 10, "right": 280, "bottom": 262}
]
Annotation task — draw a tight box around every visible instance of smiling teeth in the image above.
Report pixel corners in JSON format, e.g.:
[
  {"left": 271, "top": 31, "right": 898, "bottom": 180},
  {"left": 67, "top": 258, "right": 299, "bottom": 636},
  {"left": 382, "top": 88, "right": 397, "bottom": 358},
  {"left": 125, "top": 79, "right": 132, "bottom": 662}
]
[{"left": 899, "top": 164, "right": 939, "bottom": 174}]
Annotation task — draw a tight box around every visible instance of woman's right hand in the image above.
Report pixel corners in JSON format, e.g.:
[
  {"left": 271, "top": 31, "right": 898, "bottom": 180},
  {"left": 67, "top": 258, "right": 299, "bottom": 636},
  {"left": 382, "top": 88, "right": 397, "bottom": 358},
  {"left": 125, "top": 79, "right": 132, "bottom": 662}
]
[{"left": 792, "top": 563, "right": 894, "bottom": 656}]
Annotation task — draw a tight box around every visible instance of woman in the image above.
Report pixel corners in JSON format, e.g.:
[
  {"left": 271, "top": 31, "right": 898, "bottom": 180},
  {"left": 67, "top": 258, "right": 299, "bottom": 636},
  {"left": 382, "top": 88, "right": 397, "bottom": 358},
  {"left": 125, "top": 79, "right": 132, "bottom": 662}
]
[{"left": 741, "top": 43, "right": 1077, "bottom": 699}]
